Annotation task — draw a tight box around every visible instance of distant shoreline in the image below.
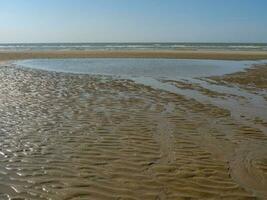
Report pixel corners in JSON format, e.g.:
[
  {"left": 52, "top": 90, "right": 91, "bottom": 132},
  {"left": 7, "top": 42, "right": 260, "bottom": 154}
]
[{"left": 1, "top": 50, "right": 267, "bottom": 62}]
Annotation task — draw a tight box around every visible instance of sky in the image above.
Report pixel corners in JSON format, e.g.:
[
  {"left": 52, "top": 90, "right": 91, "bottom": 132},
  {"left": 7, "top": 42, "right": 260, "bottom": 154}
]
[{"left": 0, "top": 0, "right": 267, "bottom": 43}]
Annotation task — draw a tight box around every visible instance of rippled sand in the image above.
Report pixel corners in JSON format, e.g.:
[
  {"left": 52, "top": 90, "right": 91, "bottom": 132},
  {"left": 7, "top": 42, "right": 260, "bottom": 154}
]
[
  {"left": 0, "top": 63, "right": 267, "bottom": 199},
  {"left": 211, "top": 64, "right": 267, "bottom": 89}
]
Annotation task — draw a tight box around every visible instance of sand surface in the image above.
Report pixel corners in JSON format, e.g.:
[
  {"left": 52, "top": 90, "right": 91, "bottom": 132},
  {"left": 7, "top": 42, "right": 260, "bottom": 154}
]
[
  {"left": 211, "top": 64, "right": 267, "bottom": 89},
  {"left": 0, "top": 51, "right": 266, "bottom": 199},
  {"left": 1, "top": 50, "right": 267, "bottom": 61}
]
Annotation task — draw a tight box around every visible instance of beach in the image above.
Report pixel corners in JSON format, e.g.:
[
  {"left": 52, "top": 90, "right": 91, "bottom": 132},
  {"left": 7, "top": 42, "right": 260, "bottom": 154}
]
[
  {"left": 0, "top": 50, "right": 267, "bottom": 199},
  {"left": 1, "top": 50, "right": 267, "bottom": 61}
]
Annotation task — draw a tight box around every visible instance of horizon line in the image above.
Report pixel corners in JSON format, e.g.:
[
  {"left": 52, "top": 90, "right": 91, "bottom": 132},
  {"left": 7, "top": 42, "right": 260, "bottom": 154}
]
[{"left": 1, "top": 42, "right": 267, "bottom": 44}]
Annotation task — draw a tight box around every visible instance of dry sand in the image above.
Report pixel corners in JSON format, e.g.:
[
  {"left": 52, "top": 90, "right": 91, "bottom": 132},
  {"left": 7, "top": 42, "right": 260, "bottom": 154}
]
[{"left": 0, "top": 51, "right": 266, "bottom": 199}]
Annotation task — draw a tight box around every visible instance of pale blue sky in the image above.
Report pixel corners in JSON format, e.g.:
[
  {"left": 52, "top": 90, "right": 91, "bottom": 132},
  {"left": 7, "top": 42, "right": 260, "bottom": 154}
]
[{"left": 1, "top": 0, "right": 267, "bottom": 43}]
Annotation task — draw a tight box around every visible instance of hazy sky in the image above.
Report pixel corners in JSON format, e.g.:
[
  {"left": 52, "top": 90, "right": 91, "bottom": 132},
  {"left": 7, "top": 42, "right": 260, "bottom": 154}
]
[{"left": 1, "top": 0, "right": 267, "bottom": 43}]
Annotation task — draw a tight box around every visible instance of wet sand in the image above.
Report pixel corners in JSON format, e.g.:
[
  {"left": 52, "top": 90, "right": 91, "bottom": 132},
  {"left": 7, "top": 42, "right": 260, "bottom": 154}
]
[
  {"left": 1, "top": 50, "right": 267, "bottom": 61},
  {"left": 0, "top": 52, "right": 267, "bottom": 199},
  {"left": 211, "top": 64, "right": 267, "bottom": 89}
]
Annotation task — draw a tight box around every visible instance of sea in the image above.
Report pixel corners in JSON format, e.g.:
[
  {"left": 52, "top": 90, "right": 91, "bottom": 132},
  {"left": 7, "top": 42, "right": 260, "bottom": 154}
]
[{"left": 1, "top": 43, "right": 267, "bottom": 51}]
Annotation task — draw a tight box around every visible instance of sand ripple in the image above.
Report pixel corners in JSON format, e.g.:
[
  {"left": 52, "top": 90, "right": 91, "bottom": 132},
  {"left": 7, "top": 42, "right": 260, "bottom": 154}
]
[{"left": 0, "top": 66, "right": 266, "bottom": 199}]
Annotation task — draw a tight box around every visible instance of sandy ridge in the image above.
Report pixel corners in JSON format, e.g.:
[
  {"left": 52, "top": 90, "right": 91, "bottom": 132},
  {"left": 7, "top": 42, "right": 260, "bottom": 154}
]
[{"left": 1, "top": 50, "right": 267, "bottom": 62}]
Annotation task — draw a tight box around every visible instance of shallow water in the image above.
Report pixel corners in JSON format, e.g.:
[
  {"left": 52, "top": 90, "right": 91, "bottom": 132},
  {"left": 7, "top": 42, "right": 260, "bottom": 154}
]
[
  {"left": 15, "top": 58, "right": 267, "bottom": 131},
  {"left": 16, "top": 58, "right": 257, "bottom": 78}
]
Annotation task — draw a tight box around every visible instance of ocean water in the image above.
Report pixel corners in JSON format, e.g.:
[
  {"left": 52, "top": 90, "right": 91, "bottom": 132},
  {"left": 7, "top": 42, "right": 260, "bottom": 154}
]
[{"left": 1, "top": 43, "right": 267, "bottom": 51}]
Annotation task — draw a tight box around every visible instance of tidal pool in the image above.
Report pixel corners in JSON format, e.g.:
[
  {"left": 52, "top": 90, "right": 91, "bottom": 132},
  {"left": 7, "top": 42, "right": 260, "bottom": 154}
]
[
  {"left": 15, "top": 58, "right": 267, "bottom": 128},
  {"left": 15, "top": 58, "right": 259, "bottom": 78}
]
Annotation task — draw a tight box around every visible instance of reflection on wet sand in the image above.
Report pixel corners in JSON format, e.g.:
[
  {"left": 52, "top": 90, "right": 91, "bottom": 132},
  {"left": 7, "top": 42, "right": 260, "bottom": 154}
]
[{"left": 0, "top": 63, "right": 266, "bottom": 199}]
